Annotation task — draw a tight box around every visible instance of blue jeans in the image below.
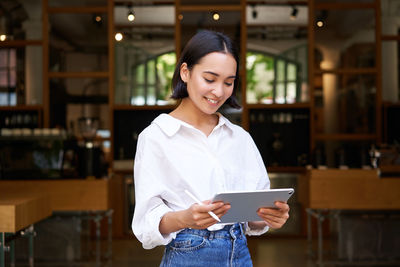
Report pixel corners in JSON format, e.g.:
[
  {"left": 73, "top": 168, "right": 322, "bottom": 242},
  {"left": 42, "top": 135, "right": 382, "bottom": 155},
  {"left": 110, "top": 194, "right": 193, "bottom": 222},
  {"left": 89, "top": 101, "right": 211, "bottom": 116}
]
[{"left": 160, "top": 223, "right": 252, "bottom": 267}]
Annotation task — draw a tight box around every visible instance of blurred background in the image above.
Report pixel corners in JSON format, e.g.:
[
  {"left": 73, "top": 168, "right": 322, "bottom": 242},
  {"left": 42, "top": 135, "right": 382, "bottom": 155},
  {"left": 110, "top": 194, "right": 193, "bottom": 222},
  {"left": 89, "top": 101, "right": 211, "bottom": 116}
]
[{"left": 0, "top": 0, "right": 399, "bottom": 266}]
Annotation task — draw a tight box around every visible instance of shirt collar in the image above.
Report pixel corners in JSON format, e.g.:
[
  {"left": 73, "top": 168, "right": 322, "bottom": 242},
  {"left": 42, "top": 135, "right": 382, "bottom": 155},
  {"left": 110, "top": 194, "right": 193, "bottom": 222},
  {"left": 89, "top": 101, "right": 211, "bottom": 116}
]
[{"left": 153, "top": 113, "right": 234, "bottom": 137}]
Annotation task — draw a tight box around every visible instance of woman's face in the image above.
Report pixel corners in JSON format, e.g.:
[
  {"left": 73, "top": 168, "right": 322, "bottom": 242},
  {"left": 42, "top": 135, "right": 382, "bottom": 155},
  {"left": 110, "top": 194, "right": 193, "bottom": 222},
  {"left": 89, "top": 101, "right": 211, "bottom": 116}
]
[{"left": 180, "top": 52, "right": 237, "bottom": 115}]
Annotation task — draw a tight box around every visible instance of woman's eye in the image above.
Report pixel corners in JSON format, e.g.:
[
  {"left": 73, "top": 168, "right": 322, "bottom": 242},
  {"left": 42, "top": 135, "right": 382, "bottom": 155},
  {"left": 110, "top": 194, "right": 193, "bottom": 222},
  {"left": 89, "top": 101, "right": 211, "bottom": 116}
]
[
  {"left": 225, "top": 82, "right": 233, "bottom": 86},
  {"left": 205, "top": 78, "right": 214, "bottom": 83}
]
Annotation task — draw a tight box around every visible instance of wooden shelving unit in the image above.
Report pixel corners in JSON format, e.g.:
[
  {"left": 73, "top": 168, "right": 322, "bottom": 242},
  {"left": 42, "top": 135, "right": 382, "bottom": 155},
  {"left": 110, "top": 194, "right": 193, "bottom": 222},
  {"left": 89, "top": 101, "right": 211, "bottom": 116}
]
[
  {"left": 314, "top": 134, "right": 377, "bottom": 141},
  {"left": 48, "top": 72, "right": 110, "bottom": 78},
  {"left": 309, "top": 0, "right": 382, "bottom": 164},
  {"left": 0, "top": 40, "right": 42, "bottom": 47},
  {"left": 113, "top": 104, "right": 177, "bottom": 111},
  {"left": 380, "top": 0, "right": 400, "bottom": 144},
  {"left": 247, "top": 103, "right": 310, "bottom": 110},
  {"left": 0, "top": 38, "right": 44, "bottom": 128},
  {"left": 42, "top": 0, "right": 113, "bottom": 131},
  {"left": 47, "top": 6, "right": 108, "bottom": 13},
  {"left": 315, "top": 68, "right": 377, "bottom": 75},
  {"left": 2, "top": 0, "right": 395, "bottom": 172},
  {"left": 0, "top": 105, "right": 43, "bottom": 111}
]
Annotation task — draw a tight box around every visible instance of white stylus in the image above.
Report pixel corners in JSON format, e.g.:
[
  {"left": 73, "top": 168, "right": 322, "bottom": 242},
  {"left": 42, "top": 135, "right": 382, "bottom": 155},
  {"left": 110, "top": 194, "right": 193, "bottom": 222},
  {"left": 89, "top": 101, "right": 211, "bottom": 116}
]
[{"left": 184, "top": 190, "right": 221, "bottom": 222}]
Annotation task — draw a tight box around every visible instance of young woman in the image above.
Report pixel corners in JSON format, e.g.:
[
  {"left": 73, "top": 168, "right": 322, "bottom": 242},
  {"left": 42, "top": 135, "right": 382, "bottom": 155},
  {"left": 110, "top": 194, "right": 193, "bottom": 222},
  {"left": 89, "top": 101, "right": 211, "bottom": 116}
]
[{"left": 132, "top": 30, "right": 290, "bottom": 266}]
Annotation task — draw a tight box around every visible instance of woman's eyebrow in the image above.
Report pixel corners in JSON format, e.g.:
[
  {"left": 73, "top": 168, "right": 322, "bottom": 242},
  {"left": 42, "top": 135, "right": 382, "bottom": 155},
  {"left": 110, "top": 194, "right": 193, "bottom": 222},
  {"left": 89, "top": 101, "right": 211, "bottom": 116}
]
[{"left": 203, "top": 71, "right": 236, "bottom": 79}]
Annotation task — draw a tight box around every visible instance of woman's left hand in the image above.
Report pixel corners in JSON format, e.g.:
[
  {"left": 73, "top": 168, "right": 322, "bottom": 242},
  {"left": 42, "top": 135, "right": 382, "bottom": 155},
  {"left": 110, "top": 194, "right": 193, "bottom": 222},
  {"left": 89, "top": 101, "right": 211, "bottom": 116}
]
[{"left": 256, "top": 201, "right": 290, "bottom": 229}]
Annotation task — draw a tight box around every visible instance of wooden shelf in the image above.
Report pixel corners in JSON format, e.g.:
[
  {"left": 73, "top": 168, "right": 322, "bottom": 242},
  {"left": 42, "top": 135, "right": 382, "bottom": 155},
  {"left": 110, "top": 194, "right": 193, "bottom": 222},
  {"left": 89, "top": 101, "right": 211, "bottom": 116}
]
[
  {"left": 315, "top": 2, "right": 375, "bottom": 10},
  {"left": 247, "top": 1, "right": 308, "bottom": 5},
  {"left": 267, "top": 166, "right": 307, "bottom": 173},
  {"left": 178, "top": 5, "right": 242, "bottom": 12},
  {"left": 48, "top": 6, "right": 108, "bottom": 13},
  {"left": 113, "top": 104, "right": 177, "bottom": 111},
  {"left": 383, "top": 101, "right": 400, "bottom": 108},
  {"left": 48, "top": 71, "right": 109, "bottom": 78},
  {"left": 246, "top": 103, "right": 310, "bottom": 109},
  {"left": 115, "top": 24, "right": 174, "bottom": 29},
  {"left": 0, "top": 40, "right": 42, "bottom": 47},
  {"left": 0, "top": 105, "right": 43, "bottom": 111},
  {"left": 382, "top": 35, "right": 400, "bottom": 41},
  {"left": 315, "top": 68, "right": 377, "bottom": 75},
  {"left": 315, "top": 133, "right": 377, "bottom": 141},
  {"left": 76, "top": 136, "right": 111, "bottom": 142}
]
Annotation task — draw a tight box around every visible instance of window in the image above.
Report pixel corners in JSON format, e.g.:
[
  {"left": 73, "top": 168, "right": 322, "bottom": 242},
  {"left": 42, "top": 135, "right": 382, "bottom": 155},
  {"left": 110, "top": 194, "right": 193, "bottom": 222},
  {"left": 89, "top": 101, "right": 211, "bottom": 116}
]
[
  {"left": 130, "top": 52, "right": 176, "bottom": 106},
  {"left": 0, "top": 49, "right": 17, "bottom": 105},
  {"left": 127, "top": 50, "right": 302, "bottom": 105},
  {"left": 246, "top": 50, "right": 301, "bottom": 104}
]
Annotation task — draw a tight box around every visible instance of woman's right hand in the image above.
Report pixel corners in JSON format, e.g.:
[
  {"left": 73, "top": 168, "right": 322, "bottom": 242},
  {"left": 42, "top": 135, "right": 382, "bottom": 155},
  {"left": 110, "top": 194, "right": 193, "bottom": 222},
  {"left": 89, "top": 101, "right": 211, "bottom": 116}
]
[
  {"left": 159, "top": 200, "right": 230, "bottom": 235},
  {"left": 180, "top": 200, "right": 231, "bottom": 229}
]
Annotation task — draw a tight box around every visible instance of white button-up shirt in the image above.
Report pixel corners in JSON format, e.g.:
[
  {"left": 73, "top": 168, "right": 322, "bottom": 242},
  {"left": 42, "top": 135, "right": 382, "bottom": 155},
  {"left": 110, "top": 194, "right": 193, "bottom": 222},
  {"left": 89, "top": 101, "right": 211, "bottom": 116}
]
[{"left": 132, "top": 113, "right": 270, "bottom": 249}]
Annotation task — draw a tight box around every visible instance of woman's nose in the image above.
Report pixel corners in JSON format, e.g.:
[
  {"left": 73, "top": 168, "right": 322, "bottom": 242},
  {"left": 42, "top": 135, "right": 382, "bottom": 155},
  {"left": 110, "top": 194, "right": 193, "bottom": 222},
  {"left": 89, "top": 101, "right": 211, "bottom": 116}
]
[{"left": 211, "top": 83, "right": 224, "bottom": 98}]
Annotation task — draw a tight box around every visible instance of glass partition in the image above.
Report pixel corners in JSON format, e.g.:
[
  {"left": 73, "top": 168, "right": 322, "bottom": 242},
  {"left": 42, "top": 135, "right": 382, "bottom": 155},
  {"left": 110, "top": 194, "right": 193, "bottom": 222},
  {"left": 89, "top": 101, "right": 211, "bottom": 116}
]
[
  {"left": 114, "top": 4, "right": 175, "bottom": 106},
  {"left": 381, "top": 0, "right": 400, "bottom": 102},
  {"left": 314, "top": 73, "right": 376, "bottom": 135},
  {"left": 315, "top": 8, "right": 375, "bottom": 70},
  {"left": 0, "top": 46, "right": 43, "bottom": 106},
  {"left": 115, "top": 43, "right": 176, "bottom": 105},
  {"left": 49, "top": 12, "right": 108, "bottom": 72},
  {"left": 0, "top": 0, "right": 42, "bottom": 41},
  {"left": 49, "top": 77, "right": 109, "bottom": 131},
  {"left": 246, "top": 4, "right": 308, "bottom": 104}
]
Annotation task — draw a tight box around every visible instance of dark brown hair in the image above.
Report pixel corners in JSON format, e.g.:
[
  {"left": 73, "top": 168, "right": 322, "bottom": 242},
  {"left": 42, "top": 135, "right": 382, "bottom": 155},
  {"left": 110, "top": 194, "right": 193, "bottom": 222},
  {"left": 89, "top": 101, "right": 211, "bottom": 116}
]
[{"left": 171, "top": 30, "right": 241, "bottom": 109}]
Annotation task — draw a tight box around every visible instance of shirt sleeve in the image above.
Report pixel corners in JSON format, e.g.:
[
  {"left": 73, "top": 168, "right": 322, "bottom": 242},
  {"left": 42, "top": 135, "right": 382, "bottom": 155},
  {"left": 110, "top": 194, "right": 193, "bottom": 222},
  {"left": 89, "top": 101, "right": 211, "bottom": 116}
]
[
  {"left": 243, "top": 132, "right": 270, "bottom": 236},
  {"left": 131, "top": 130, "right": 177, "bottom": 249}
]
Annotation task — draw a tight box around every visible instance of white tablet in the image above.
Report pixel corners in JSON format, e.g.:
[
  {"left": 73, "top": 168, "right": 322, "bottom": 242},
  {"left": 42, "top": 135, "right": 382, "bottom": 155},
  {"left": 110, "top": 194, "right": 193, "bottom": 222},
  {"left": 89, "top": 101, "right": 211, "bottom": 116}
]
[{"left": 212, "top": 188, "right": 294, "bottom": 224}]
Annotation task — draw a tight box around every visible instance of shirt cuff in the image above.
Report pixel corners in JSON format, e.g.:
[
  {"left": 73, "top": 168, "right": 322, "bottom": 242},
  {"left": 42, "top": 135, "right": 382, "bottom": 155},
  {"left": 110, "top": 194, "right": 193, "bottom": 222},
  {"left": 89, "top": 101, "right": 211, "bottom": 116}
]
[
  {"left": 142, "top": 204, "right": 178, "bottom": 249},
  {"left": 244, "top": 222, "right": 269, "bottom": 236}
]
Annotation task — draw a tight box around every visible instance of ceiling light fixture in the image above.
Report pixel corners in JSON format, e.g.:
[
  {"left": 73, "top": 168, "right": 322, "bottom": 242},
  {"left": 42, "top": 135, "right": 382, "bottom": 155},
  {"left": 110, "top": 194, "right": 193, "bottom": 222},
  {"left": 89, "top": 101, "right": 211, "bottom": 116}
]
[
  {"left": 127, "top": 9, "right": 135, "bottom": 22},
  {"left": 93, "top": 14, "right": 103, "bottom": 27},
  {"left": 316, "top": 10, "right": 328, "bottom": 28},
  {"left": 115, "top": 32, "right": 123, "bottom": 41},
  {"left": 290, "top": 6, "right": 298, "bottom": 20},
  {"left": 212, "top": 12, "right": 220, "bottom": 21},
  {"left": 252, "top": 5, "right": 258, "bottom": 20}
]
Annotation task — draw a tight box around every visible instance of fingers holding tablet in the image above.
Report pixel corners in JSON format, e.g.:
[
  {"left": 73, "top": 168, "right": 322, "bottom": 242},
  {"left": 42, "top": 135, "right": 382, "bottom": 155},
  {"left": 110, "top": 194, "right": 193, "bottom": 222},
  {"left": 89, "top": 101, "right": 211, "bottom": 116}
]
[{"left": 257, "top": 201, "right": 290, "bottom": 229}]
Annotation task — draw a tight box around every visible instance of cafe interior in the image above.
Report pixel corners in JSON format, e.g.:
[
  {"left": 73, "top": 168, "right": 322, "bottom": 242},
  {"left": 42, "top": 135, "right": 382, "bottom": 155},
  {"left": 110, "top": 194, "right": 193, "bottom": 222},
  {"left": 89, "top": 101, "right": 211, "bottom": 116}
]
[{"left": 0, "top": 0, "right": 400, "bottom": 266}]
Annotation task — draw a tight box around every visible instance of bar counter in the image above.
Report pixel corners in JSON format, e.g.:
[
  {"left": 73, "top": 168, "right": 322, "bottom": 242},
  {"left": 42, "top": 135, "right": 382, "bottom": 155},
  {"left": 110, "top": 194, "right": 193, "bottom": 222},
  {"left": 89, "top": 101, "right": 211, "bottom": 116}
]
[
  {"left": 0, "top": 176, "right": 124, "bottom": 267},
  {"left": 0, "top": 193, "right": 51, "bottom": 233},
  {"left": 300, "top": 169, "right": 400, "bottom": 266},
  {"left": 305, "top": 169, "right": 400, "bottom": 210},
  {"left": 0, "top": 178, "right": 112, "bottom": 211}
]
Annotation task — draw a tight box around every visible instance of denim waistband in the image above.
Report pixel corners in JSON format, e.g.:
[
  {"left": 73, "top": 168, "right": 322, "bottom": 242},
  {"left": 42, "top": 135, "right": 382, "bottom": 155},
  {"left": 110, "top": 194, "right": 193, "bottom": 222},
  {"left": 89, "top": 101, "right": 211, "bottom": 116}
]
[{"left": 179, "top": 223, "right": 245, "bottom": 240}]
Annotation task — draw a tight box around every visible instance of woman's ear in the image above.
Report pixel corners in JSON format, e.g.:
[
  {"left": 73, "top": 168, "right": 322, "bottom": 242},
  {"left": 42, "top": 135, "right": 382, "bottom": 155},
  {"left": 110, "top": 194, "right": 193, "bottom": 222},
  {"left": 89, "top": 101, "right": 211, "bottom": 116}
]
[{"left": 180, "top": 63, "right": 189, "bottom": 83}]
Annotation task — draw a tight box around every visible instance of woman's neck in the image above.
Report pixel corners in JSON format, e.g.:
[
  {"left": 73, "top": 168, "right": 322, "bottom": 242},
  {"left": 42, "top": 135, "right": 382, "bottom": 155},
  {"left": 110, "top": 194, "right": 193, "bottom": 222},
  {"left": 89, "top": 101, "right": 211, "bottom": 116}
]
[{"left": 170, "top": 98, "right": 218, "bottom": 136}]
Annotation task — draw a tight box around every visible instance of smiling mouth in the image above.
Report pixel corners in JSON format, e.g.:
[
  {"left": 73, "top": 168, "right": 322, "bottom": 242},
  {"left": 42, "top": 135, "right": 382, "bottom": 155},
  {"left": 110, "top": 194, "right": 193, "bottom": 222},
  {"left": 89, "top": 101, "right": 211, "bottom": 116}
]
[{"left": 205, "top": 97, "right": 218, "bottom": 104}]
